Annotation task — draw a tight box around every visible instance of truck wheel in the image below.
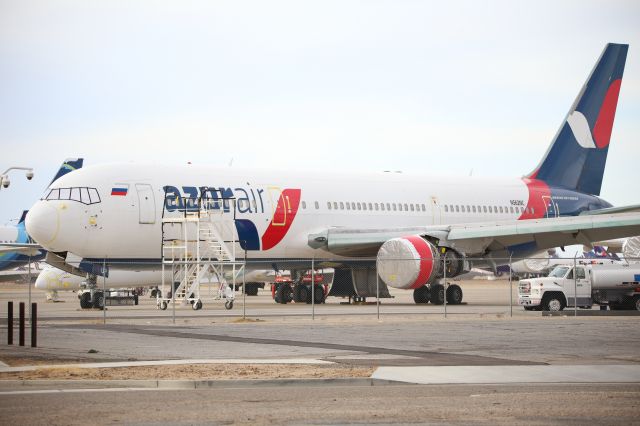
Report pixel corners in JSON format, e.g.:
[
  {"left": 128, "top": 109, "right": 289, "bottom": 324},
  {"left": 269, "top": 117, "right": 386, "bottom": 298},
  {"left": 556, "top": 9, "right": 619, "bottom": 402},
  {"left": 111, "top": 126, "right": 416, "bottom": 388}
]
[
  {"left": 446, "top": 284, "right": 463, "bottom": 305},
  {"left": 543, "top": 294, "right": 564, "bottom": 312},
  {"left": 430, "top": 284, "right": 445, "bottom": 305},
  {"left": 80, "top": 292, "right": 92, "bottom": 309},
  {"left": 413, "top": 286, "right": 430, "bottom": 304}
]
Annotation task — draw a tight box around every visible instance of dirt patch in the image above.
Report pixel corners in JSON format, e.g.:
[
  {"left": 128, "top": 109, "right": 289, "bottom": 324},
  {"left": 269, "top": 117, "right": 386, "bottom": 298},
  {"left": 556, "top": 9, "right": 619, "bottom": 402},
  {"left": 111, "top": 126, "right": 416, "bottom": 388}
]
[{"left": 0, "top": 363, "right": 374, "bottom": 381}]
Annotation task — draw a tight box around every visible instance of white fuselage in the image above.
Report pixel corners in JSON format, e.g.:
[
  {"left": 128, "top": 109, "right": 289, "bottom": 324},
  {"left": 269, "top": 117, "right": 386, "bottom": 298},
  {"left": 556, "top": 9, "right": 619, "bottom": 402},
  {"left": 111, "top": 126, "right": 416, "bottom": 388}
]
[{"left": 25, "top": 163, "right": 555, "bottom": 263}]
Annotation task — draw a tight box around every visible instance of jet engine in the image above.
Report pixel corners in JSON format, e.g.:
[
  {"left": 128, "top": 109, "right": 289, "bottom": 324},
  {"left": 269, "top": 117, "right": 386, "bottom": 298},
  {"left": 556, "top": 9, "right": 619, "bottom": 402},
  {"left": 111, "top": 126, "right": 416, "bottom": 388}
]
[{"left": 376, "top": 236, "right": 465, "bottom": 289}]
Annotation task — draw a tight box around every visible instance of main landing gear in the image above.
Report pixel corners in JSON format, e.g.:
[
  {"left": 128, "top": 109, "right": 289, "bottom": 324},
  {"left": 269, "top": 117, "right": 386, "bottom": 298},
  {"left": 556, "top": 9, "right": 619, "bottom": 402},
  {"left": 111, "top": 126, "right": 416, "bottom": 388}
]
[{"left": 412, "top": 283, "right": 463, "bottom": 305}]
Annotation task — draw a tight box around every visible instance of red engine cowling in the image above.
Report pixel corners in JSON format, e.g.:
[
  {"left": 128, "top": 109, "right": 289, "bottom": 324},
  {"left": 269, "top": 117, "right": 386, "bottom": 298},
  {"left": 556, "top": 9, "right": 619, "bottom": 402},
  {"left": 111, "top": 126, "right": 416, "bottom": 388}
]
[{"left": 376, "top": 236, "right": 440, "bottom": 289}]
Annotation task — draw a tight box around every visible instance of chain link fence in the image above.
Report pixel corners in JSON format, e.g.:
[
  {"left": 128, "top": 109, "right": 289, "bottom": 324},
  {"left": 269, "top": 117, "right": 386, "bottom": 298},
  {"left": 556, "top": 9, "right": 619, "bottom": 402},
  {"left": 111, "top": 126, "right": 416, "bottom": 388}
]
[{"left": 1, "top": 253, "right": 639, "bottom": 324}]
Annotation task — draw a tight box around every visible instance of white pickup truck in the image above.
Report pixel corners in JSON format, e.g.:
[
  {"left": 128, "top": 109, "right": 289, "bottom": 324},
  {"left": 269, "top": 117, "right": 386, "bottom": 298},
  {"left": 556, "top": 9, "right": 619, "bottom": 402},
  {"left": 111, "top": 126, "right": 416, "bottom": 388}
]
[{"left": 518, "top": 263, "right": 640, "bottom": 312}]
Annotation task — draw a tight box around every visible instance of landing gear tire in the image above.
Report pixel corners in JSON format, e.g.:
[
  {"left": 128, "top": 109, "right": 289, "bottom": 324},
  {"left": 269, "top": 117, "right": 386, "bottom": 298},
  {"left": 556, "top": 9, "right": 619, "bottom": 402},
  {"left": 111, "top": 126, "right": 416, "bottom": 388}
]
[
  {"left": 430, "top": 284, "right": 445, "bottom": 305},
  {"left": 446, "top": 284, "right": 463, "bottom": 305},
  {"left": 413, "top": 286, "right": 430, "bottom": 304},
  {"left": 275, "top": 284, "right": 293, "bottom": 304},
  {"left": 245, "top": 284, "right": 259, "bottom": 296},
  {"left": 192, "top": 300, "right": 203, "bottom": 310},
  {"left": 523, "top": 306, "right": 535, "bottom": 311},
  {"left": 313, "top": 286, "right": 325, "bottom": 304},
  {"left": 80, "top": 292, "right": 92, "bottom": 309},
  {"left": 225, "top": 300, "right": 234, "bottom": 310},
  {"left": 93, "top": 292, "right": 104, "bottom": 310}
]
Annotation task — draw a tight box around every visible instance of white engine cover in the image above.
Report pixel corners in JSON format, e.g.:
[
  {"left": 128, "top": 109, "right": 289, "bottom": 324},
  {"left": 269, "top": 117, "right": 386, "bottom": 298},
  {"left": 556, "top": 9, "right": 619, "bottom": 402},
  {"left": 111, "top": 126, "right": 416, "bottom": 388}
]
[{"left": 376, "top": 236, "right": 438, "bottom": 289}]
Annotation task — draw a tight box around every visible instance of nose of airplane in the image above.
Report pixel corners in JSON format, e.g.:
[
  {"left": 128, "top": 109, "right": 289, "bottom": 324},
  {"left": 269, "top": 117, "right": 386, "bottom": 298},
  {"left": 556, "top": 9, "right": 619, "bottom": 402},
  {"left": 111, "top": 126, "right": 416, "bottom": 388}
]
[{"left": 25, "top": 202, "right": 60, "bottom": 249}]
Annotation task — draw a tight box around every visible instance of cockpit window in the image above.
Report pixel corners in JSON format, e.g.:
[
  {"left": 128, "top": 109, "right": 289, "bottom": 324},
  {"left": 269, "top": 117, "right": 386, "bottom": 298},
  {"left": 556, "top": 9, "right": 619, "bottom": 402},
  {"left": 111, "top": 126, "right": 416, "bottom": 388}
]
[{"left": 43, "top": 187, "right": 101, "bottom": 205}]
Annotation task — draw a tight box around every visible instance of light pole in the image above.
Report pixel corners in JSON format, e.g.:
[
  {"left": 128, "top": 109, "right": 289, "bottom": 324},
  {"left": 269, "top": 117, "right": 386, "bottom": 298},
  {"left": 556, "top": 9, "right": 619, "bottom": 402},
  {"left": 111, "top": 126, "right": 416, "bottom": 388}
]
[{"left": 0, "top": 167, "right": 35, "bottom": 190}]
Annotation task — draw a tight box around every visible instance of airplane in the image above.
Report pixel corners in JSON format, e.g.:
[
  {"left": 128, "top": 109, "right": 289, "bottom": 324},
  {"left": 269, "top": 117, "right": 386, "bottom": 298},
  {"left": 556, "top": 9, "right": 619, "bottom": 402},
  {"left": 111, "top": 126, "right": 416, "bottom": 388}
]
[
  {"left": 24, "top": 43, "right": 640, "bottom": 308},
  {"left": 0, "top": 159, "right": 84, "bottom": 272}
]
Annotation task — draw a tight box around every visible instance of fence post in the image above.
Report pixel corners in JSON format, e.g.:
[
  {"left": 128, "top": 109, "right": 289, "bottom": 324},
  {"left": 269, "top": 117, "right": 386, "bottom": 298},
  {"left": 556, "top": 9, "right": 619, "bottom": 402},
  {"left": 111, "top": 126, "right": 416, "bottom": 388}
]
[
  {"left": 509, "top": 255, "right": 513, "bottom": 318},
  {"left": 311, "top": 258, "right": 315, "bottom": 321},
  {"left": 103, "top": 258, "right": 107, "bottom": 324},
  {"left": 31, "top": 303, "right": 37, "bottom": 348},
  {"left": 19, "top": 302, "right": 25, "bottom": 346},
  {"left": 7, "top": 302, "right": 13, "bottom": 345},
  {"left": 574, "top": 255, "right": 578, "bottom": 317},
  {"left": 376, "top": 266, "right": 380, "bottom": 321},
  {"left": 443, "top": 255, "right": 447, "bottom": 319}
]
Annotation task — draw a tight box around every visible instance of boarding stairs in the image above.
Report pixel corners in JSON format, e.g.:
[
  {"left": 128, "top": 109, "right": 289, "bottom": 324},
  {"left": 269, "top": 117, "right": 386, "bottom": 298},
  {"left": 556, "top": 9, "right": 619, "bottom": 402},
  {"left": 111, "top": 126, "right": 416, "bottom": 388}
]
[{"left": 158, "top": 193, "right": 244, "bottom": 311}]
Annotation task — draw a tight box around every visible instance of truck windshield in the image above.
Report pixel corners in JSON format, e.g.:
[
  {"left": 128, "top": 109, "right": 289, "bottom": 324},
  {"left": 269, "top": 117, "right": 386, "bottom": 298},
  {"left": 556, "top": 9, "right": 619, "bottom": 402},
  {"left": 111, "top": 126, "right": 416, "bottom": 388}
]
[{"left": 548, "top": 266, "right": 570, "bottom": 278}]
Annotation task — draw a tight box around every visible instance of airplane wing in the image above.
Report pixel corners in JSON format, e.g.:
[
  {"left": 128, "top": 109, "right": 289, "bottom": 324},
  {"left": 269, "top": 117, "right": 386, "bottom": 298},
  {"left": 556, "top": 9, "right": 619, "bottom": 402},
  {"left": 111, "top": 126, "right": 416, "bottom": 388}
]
[
  {"left": 308, "top": 212, "right": 640, "bottom": 259},
  {"left": 0, "top": 243, "right": 43, "bottom": 256}
]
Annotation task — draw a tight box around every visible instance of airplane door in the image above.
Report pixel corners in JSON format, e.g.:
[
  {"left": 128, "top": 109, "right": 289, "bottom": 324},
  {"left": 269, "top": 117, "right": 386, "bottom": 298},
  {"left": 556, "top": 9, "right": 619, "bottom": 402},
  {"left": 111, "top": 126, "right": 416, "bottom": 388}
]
[
  {"left": 267, "top": 187, "right": 287, "bottom": 226},
  {"left": 430, "top": 196, "right": 442, "bottom": 225},
  {"left": 136, "top": 184, "right": 156, "bottom": 224},
  {"left": 262, "top": 187, "right": 301, "bottom": 251},
  {"left": 541, "top": 195, "right": 559, "bottom": 218}
]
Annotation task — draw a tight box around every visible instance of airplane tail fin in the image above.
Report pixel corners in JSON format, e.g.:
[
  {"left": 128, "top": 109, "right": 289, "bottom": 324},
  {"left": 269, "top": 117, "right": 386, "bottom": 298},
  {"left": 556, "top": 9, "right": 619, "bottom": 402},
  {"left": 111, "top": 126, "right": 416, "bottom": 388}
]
[
  {"left": 49, "top": 158, "right": 84, "bottom": 186},
  {"left": 528, "top": 43, "right": 628, "bottom": 196},
  {"left": 18, "top": 210, "right": 28, "bottom": 224}
]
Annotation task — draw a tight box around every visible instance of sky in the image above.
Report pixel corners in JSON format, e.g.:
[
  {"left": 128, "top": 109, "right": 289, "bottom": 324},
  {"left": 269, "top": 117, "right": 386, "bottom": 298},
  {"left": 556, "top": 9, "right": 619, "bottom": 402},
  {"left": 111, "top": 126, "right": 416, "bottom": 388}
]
[{"left": 1, "top": 0, "right": 639, "bottom": 225}]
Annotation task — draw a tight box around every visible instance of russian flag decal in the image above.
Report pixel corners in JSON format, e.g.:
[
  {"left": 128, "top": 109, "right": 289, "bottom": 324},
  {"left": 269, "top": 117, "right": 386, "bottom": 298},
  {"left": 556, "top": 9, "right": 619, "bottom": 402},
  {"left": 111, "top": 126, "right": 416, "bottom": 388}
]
[{"left": 111, "top": 187, "right": 128, "bottom": 196}]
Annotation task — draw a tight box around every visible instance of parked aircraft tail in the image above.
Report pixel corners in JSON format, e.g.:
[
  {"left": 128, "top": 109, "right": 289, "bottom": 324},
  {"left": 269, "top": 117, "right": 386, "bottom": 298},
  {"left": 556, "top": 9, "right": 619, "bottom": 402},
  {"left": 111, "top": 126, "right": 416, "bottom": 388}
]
[
  {"left": 529, "top": 43, "right": 628, "bottom": 196},
  {"left": 49, "top": 158, "right": 84, "bottom": 186}
]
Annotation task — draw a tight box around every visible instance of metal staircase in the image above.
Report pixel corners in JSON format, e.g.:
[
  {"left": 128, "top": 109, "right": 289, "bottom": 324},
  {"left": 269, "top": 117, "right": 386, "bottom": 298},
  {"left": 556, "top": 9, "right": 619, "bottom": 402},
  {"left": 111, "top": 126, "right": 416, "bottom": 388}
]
[{"left": 158, "top": 191, "right": 244, "bottom": 311}]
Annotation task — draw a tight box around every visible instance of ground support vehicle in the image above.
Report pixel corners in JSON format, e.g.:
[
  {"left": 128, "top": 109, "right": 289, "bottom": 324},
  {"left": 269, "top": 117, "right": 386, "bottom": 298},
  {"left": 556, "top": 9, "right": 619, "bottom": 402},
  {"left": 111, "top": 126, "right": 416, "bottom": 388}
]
[{"left": 518, "top": 263, "right": 640, "bottom": 312}]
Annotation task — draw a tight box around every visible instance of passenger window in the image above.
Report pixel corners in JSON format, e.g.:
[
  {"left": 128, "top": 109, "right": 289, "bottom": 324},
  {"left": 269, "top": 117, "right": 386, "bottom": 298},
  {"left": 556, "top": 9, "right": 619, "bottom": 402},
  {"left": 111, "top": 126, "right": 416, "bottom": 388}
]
[
  {"left": 368, "top": 203, "right": 372, "bottom": 210},
  {"left": 346, "top": 203, "right": 351, "bottom": 210},
  {"left": 422, "top": 204, "right": 426, "bottom": 211},
  {"left": 472, "top": 206, "right": 476, "bottom": 213},
  {"left": 327, "top": 202, "right": 331, "bottom": 210},
  {"left": 375, "top": 203, "right": 379, "bottom": 210},
  {"left": 357, "top": 202, "right": 361, "bottom": 210},
  {"left": 340, "top": 202, "right": 344, "bottom": 210},
  {"left": 315, "top": 201, "right": 319, "bottom": 209},
  {"left": 404, "top": 203, "right": 408, "bottom": 211},
  {"left": 60, "top": 188, "right": 71, "bottom": 199},
  {"left": 386, "top": 203, "right": 390, "bottom": 210},
  {"left": 483, "top": 206, "right": 487, "bottom": 213},
  {"left": 455, "top": 205, "right": 459, "bottom": 213},
  {"left": 499, "top": 206, "right": 503, "bottom": 213},
  {"left": 334, "top": 202, "right": 338, "bottom": 210},
  {"left": 363, "top": 203, "right": 367, "bottom": 211},
  {"left": 351, "top": 202, "right": 355, "bottom": 210},
  {"left": 444, "top": 205, "right": 449, "bottom": 212},
  {"left": 302, "top": 201, "right": 307, "bottom": 209},
  {"left": 410, "top": 204, "right": 414, "bottom": 212}
]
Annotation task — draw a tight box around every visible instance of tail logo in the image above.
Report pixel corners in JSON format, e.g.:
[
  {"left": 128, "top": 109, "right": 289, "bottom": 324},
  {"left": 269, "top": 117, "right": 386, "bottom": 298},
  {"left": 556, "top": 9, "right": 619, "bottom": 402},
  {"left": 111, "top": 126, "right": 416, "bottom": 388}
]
[{"left": 567, "top": 111, "right": 597, "bottom": 149}]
